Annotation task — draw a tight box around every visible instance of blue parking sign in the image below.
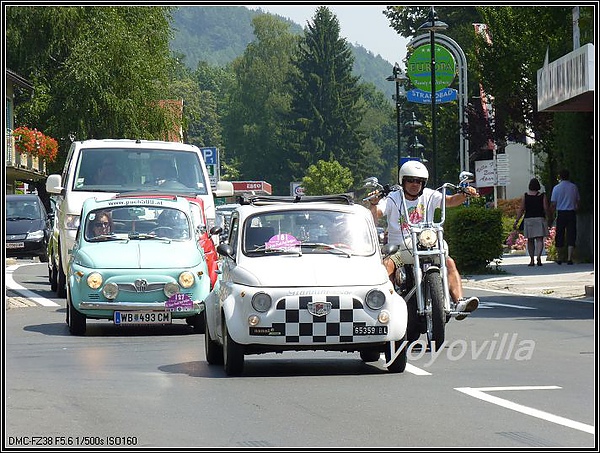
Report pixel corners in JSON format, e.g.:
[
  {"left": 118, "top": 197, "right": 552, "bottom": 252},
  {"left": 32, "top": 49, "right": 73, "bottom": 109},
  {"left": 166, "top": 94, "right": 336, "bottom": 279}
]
[{"left": 201, "top": 147, "right": 218, "bottom": 165}]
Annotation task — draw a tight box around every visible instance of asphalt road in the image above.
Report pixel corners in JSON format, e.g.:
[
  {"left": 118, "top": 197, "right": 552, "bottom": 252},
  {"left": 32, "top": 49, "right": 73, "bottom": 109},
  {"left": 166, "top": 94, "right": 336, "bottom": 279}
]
[{"left": 4, "top": 261, "right": 596, "bottom": 448}]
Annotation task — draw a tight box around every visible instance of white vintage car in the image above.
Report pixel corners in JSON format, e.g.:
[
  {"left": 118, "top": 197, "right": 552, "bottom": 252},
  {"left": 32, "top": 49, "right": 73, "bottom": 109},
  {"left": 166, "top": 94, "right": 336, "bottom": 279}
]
[{"left": 203, "top": 194, "right": 408, "bottom": 376}]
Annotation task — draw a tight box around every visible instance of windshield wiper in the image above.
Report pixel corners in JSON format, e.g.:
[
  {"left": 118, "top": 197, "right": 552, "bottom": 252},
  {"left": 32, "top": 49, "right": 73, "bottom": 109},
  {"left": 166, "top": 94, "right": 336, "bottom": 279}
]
[
  {"left": 246, "top": 245, "right": 302, "bottom": 256},
  {"left": 128, "top": 232, "right": 170, "bottom": 241},
  {"left": 89, "top": 234, "right": 121, "bottom": 242},
  {"left": 300, "top": 242, "right": 352, "bottom": 258}
]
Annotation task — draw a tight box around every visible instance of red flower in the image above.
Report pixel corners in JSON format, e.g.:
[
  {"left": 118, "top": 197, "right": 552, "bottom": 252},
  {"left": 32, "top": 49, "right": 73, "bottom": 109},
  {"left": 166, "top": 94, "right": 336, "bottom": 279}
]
[{"left": 12, "top": 126, "right": 58, "bottom": 162}]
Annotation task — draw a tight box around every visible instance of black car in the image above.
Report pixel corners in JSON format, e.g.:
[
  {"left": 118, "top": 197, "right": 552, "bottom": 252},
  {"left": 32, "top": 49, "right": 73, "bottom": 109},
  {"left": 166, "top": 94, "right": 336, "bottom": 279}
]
[{"left": 6, "top": 194, "right": 51, "bottom": 261}]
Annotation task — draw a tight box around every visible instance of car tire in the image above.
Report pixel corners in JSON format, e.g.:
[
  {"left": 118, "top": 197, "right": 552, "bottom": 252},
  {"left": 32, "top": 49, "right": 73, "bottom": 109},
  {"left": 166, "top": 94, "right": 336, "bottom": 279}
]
[
  {"left": 359, "top": 349, "right": 381, "bottom": 362},
  {"left": 223, "top": 322, "right": 244, "bottom": 376},
  {"left": 57, "top": 252, "right": 67, "bottom": 298},
  {"left": 49, "top": 255, "right": 58, "bottom": 292},
  {"left": 385, "top": 338, "right": 407, "bottom": 373},
  {"left": 67, "top": 286, "right": 86, "bottom": 336},
  {"left": 204, "top": 313, "right": 223, "bottom": 365}
]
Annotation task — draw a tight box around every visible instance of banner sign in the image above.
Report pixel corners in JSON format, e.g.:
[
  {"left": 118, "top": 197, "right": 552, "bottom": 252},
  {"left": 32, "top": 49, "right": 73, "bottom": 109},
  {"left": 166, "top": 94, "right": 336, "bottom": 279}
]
[
  {"left": 406, "top": 88, "right": 457, "bottom": 104},
  {"left": 406, "top": 43, "right": 456, "bottom": 92}
]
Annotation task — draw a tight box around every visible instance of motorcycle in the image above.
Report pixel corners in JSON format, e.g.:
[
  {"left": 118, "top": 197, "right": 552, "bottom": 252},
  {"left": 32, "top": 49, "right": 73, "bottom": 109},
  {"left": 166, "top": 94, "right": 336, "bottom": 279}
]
[{"left": 363, "top": 171, "right": 475, "bottom": 352}]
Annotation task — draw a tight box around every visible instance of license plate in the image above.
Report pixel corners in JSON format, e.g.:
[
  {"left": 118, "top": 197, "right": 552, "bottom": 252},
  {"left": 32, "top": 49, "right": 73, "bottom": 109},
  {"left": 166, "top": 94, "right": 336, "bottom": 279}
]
[
  {"left": 6, "top": 242, "right": 24, "bottom": 249},
  {"left": 114, "top": 311, "right": 172, "bottom": 325},
  {"left": 354, "top": 325, "right": 388, "bottom": 335}
]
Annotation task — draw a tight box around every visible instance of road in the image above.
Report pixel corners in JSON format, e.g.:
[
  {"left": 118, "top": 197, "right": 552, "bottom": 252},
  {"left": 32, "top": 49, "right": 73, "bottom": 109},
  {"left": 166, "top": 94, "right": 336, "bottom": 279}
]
[{"left": 4, "top": 261, "right": 595, "bottom": 448}]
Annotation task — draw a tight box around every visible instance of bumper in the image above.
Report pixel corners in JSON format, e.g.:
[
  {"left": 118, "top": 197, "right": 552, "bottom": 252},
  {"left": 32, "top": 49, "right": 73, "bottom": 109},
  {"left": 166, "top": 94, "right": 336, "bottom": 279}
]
[{"left": 77, "top": 300, "right": 203, "bottom": 318}]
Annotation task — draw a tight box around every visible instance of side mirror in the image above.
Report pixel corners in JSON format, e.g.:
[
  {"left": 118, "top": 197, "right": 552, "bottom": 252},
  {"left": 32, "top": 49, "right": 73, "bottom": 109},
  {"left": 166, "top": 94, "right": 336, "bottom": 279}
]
[
  {"left": 214, "top": 180, "right": 234, "bottom": 198},
  {"left": 46, "top": 174, "right": 63, "bottom": 194},
  {"left": 362, "top": 176, "right": 379, "bottom": 189},
  {"left": 459, "top": 171, "right": 474, "bottom": 183},
  {"left": 216, "top": 243, "right": 234, "bottom": 260}
]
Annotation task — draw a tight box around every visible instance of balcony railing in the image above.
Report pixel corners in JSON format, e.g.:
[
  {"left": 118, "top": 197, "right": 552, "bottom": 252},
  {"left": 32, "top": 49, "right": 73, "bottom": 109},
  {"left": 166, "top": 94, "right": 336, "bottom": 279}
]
[{"left": 5, "top": 132, "right": 47, "bottom": 174}]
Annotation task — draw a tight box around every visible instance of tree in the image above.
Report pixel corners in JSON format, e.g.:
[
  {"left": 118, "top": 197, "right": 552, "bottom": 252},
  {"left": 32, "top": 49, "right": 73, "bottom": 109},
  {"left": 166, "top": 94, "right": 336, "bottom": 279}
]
[
  {"left": 221, "top": 14, "right": 298, "bottom": 194},
  {"left": 6, "top": 6, "right": 177, "bottom": 173},
  {"left": 286, "top": 7, "right": 368, "bottom": 188},
  {"left": 301, "top": 160, "right": 354, "bottom": 196}
]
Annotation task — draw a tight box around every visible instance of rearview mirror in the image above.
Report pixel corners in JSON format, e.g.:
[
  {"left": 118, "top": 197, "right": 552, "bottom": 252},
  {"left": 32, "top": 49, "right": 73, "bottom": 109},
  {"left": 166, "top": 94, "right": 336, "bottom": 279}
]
[
  {"left": 362, "top": 177, "right": 379, "bottom": 188},
  {"left": 459, "top": 171, "right": 474, "bottom": 183}
]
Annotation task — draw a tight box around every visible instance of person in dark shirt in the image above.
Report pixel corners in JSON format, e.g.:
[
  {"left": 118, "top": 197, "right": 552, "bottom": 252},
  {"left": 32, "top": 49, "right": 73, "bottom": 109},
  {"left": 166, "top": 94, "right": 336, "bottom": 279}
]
[{"left": 514, "top": 178, "right": 549, "bottom": 266}]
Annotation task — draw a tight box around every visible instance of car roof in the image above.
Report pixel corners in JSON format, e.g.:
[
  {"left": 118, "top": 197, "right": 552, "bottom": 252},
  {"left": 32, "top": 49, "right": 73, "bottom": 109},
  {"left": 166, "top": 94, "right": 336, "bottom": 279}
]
[
  {"left": 73, "top": 139, "right": 199, "bottom": 151},
  {"left": 6, "top": 194, "right": 42, "bottom": 201}
]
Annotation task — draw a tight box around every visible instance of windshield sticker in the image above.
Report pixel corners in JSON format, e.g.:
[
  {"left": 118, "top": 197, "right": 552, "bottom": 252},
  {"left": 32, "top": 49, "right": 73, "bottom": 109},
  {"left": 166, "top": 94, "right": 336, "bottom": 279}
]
[
  {"left": 266, "top": 233, "right": 300, "bottom": 251},
  {"left": 165, "top": 293, "right": 193, "bottom": 312},
  {"left": 107, "top": 199, "right": 165, "bottom": 206}
]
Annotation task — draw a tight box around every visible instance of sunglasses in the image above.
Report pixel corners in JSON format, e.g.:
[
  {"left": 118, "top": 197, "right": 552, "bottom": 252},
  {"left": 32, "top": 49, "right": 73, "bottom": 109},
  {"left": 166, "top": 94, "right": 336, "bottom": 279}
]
[
  {"left": 94, "top": 221, "right": 110, "bottom": 227},
  {"left": 404, "top": 177, "right": 424, "bottom": 184}
]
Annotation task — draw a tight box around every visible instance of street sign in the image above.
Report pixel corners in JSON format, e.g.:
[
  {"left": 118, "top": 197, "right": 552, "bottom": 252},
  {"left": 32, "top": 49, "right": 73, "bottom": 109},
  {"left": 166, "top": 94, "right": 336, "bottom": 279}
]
[
  {"left": 200, "top": 147, "right": 219, "bottom": 187},
  {"left": 406, "top": 43, "right": 456, "bottom": 92}
]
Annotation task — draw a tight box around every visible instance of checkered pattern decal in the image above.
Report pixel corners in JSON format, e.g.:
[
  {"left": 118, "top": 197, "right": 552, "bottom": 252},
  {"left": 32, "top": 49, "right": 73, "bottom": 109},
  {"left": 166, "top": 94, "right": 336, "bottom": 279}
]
[{"left": 268, "top": 295, "right": 368, "bottom": 343}]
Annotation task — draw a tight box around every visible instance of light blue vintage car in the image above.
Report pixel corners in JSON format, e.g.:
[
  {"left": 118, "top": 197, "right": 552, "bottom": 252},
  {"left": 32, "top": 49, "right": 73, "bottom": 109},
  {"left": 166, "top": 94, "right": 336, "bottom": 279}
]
[{"left": 66, "top": 195, "right": 210, "bottom": 335}]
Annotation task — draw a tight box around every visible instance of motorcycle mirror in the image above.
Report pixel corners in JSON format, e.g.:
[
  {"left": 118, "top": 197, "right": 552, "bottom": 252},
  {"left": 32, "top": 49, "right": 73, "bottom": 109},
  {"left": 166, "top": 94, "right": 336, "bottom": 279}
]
[
  {"left": 362, "top": 176, "right": 379, "bottom": 188},
  {"left": 459, "top": 171, "right": 474, "bottom": 183}
]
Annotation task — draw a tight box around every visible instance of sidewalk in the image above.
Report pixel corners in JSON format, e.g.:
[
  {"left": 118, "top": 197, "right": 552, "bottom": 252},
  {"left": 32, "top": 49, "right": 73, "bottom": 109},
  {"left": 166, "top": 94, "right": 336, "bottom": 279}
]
[{"left": 462, "top": 253, "right": 595, "bottom": 302}]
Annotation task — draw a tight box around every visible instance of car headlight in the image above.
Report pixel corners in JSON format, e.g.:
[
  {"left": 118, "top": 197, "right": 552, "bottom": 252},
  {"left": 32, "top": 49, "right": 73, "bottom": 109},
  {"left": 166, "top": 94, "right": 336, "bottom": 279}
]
[
  {"left": 365, "top": 289, "right": 386, "bottom": 310},
  {"left": 164, "top": 282, "right": 180, "bottom": 297},
  {"left": 27, "top": 229, "right": 44, "bottom": 240},
  {"left": 418, "top": 229, "right": 437, "bottom": 248},
  {"left": 102, "top": 282, "right": 119, "bottom": 299},
  {"left": 251, "top": 292, "right": 272, "bottom": 312},
  {"left": 65, "top": 214, "right": 80, "bottom": 230},
  {"left": 86, "top": 272, "right": 103, "bottom": 289},
  {"left": 178, "top": 271, "right": 195, "bottom": 288}
]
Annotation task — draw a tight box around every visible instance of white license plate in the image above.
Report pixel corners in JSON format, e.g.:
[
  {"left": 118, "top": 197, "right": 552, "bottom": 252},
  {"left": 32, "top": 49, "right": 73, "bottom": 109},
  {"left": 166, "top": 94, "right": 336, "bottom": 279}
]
[
  {"left": 114, "top": 311, "right": 172, "bottom": 325},
  {"left": 6, "top": 242, "right": 24, "bottom": 249}
]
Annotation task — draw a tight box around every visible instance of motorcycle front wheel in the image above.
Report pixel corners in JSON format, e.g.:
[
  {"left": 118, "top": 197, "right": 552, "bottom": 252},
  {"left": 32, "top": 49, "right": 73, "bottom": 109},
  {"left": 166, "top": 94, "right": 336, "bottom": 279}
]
[{"left": 424, "top": 269, "right": 445, "bottom": 352}]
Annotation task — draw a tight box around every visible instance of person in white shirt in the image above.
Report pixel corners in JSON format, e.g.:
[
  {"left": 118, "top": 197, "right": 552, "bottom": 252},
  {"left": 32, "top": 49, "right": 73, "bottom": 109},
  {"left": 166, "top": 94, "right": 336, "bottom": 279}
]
[{"left": 367, "top": 160, "right": 479, "bottom": 320}]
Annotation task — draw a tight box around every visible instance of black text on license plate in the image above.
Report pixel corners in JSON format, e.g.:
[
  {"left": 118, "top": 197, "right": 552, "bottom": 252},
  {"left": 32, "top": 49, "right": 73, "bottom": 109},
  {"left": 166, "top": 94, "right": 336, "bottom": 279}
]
[
  {"left": 114, "top": 311, "right": 171, "bottom": 325},
  {"left": 353, "top": 325, "right": 388, "bottom": 335}
]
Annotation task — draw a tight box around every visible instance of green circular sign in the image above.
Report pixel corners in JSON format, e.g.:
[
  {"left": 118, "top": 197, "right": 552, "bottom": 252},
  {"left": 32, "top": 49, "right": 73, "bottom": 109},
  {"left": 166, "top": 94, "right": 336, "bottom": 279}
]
[{"left": 406, "top": 43, "right": 456, "bottom": 92}]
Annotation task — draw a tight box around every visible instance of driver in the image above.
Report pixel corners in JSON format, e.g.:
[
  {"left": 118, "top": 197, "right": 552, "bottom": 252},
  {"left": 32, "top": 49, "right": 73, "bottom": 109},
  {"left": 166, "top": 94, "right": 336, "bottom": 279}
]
[{"left": 367, "top": 160, "right": 479, "bottom": 320}]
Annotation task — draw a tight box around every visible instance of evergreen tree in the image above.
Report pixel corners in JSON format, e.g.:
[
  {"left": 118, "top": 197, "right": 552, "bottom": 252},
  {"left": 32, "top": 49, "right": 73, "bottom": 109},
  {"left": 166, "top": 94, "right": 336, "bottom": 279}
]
[{"left": 286, "top": 7, "right": 368, "bottom": 188}]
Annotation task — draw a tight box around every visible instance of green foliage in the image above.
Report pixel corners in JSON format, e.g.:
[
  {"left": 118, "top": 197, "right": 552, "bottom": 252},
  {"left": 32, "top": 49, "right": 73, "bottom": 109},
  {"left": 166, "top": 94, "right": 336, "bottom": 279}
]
[
  {"left": 301, "top": 160, "right": 354, "bottom": 195},
  {"left": 445, "top": 206, "right": 504, "bottom": 273}
]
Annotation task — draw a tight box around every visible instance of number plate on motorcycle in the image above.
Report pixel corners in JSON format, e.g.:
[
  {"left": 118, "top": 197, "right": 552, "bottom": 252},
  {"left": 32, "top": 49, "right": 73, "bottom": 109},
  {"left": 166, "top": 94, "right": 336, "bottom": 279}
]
[
  {"left": 353, "top": 325, "right": 388, "bottom": 335},
  {"left": 114, "top": 311, "right": 171, "bottom": 325}
]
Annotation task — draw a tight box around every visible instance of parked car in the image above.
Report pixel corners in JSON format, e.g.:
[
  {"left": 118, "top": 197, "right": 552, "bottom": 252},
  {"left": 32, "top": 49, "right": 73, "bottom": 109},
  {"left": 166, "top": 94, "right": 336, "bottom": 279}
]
[
  {"left": 46, "top": 138, "right": 233, "bottom": 298},
  {"left": 66, "top": 195, "right": 211, "bottom": 335},
  {"left": 6, "top": 194, "right": 51, "bottom": 262},
  {"left": 203, "top": 194, "right": 408, "bottom": 376}
]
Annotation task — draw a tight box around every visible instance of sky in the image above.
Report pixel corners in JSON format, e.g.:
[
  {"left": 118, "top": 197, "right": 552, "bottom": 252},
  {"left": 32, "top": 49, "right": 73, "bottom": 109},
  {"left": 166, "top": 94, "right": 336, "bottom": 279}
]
[{"left": 247, "top": 5, "right": 409, "bottom": 66}]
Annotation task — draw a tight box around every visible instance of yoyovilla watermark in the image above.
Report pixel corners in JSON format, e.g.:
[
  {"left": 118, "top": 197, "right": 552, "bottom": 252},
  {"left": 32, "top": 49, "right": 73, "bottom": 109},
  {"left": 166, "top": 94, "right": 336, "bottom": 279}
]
[{"left": 397, "top": 333, "right": 535, "bottom": 367}]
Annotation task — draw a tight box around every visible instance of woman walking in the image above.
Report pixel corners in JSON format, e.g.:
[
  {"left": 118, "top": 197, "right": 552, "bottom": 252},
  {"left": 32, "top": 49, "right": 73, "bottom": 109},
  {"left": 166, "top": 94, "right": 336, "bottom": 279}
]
[{"left": 514, "top": 178, "right": 549, "bottom": 266}]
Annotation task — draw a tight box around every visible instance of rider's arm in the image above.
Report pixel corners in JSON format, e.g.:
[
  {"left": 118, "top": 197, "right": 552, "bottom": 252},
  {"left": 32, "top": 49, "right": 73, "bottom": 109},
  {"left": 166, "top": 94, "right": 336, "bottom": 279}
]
[
  {"left": 445, "top": 186, "right": 477, "bottom": 207},
  {"left": 367, "top": 199, "right": 382, "bottom": 221}
]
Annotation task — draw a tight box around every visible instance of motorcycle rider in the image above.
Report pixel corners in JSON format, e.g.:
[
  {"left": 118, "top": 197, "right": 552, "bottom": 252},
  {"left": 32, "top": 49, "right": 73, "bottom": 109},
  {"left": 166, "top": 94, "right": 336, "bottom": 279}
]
[{"left": 367, "top": 160, "right": 479, "bottom": 320}]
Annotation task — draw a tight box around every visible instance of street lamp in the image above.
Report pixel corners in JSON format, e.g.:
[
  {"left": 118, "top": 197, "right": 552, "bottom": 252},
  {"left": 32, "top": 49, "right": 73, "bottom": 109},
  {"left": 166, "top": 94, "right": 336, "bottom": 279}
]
[
  {"left": 418, "top": 6, "right": 448, "bottom": 187},
  {"left": 386, "top": 63, "right": 408, "bottom": 179},
  {"left": 404, "top": 112, "right": 423, "bottom": 159}
]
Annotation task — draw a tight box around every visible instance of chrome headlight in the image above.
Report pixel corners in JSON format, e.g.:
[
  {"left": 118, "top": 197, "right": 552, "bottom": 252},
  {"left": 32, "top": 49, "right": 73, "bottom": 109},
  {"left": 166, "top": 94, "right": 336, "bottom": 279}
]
[
  {"left": 86, "top": 272, "right": 103, "bottom": 289},
  {"left": 178, "top": 271, "right": 195, "bottom": 288},
  {"left": 365, "top": 289, "right": 386, "bottom": 310},
  {"left": 251, "top": 292, "right": 272, "bottom": 312},
  {"left": 418, "top": 229, "right": 437, "bottom": 248},
  {"left": 102, "top": 282, "right": 119, "bottom": 299},
  {"left": 27, "top": 229, "right": 44, "bottom": 240},
  {"left": 164, "top": 282, "right": 180, "bottom": 297}
]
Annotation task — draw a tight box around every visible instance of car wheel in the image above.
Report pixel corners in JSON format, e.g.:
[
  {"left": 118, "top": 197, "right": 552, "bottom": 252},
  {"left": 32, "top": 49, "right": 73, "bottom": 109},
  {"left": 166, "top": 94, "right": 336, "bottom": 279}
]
[
  {"left": 385, "top": 338, "right": 407, "bottom": 373},
  {"left": 39, "top": 246, "right": 49, "bottom": 263},
  {"left": 67, "top": 286, "right": 86, "bottom": 336},
  {"left": 204, "top": 313, "right": 223, "bottom": 365},
  {"left": 49, "top": 255, "right": 58, "bottom": 292},
  {"left": 57, "top": 253, "right": 67, "bottom": 298},
  {"left": 223, "top": 322, "right": 244, "bottom": 376},
  {"left": 359, "top": 349, "right": 381, "bottom": 362}
]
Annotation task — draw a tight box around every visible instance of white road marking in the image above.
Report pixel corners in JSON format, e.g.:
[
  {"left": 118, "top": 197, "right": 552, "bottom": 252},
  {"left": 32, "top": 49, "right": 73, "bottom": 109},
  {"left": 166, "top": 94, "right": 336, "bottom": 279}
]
[
  {"left": 476, "top": 301, "right": 537, "bottom": 310},
  {"left": 455, "top": 385, "right": 595, "bottom": 435},
  {"left": 405, "top": 363, "right": 431, "bottom": 375},
  {"left": 5, "top": 264, "right": 60, "bottom": 307}
]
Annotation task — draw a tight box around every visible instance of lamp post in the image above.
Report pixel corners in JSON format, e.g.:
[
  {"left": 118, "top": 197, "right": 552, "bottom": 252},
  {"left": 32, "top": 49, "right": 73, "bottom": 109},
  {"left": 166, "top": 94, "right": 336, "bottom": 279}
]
[
  {"left": 404, "top": 112, "right": 423, "bottom": 159},
  {"left": 386, "top": 63, "right": 408, "bottom": 180},
  {"left": 418, "top": 6, "right": 448, "bottom": 187}
]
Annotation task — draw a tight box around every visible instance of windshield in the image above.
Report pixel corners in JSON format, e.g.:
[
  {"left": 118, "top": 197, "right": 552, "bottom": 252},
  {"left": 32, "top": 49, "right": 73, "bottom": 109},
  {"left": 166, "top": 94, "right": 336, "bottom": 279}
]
[
  {"left": 243, "top": 209, "right": 376, "bottom": 256},
  {"left": 72, "top": 148, "right": 209, "bottom": 195},
  {"left": 84, "top": 205, "right": 192, "bottom": 241},
  {"left": 7, "top": 198, "right": 42, "bottom": 220}
]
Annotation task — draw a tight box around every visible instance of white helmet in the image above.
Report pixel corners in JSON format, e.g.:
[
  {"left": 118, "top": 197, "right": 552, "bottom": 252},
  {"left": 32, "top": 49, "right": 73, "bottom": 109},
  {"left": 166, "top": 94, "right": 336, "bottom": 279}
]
[{"left": 399, "top": 160, "right": 429, "bottom": 185}]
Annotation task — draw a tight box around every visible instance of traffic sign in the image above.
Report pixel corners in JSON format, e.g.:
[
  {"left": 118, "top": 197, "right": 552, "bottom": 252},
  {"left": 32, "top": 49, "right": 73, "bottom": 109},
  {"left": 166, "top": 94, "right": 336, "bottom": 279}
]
[{"left": 200, "top": 147, "right": 219, "bottom": 187}]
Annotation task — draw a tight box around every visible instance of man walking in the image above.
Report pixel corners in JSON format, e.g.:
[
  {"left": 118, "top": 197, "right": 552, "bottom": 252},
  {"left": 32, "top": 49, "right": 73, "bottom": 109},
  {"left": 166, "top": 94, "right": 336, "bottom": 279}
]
[{"left": 550, "top": 169, "right": 580, "bottom": 264}]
